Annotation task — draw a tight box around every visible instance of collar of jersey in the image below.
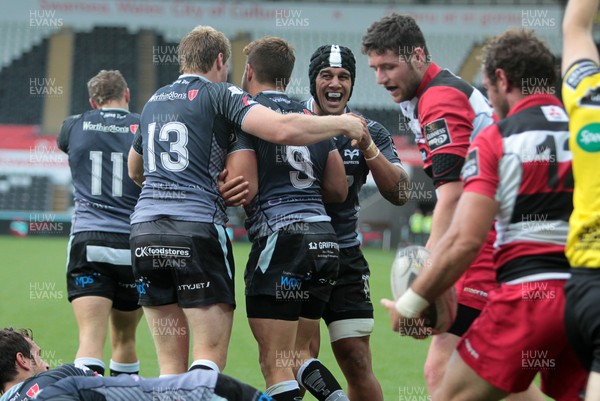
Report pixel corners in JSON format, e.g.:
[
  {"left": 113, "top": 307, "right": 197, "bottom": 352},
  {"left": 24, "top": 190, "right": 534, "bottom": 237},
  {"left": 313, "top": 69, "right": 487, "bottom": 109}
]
[
  {"left": 507, "top": 93, "right": 563, "bottom": 117},
  {"left": 99, "top": 107, "right": 129, "bottom": 114},
  {"left": 416, "top": 62, "right": 442, "bottom": 98},
  {"left": 261, "top": 90, "right": 286, "bottom": 95},
  {"left": 179, "top": 74, "right": 212, "bottom": 83}
]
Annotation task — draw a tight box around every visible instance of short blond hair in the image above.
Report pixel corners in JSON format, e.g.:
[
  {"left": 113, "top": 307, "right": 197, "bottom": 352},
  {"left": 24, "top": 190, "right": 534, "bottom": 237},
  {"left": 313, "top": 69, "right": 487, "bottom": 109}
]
[
  {"left": 87, "top": 70, "right": 127, "bottom": 106},
  {"left": 178, "top": 25, "right": 231, "bottom": 74}
]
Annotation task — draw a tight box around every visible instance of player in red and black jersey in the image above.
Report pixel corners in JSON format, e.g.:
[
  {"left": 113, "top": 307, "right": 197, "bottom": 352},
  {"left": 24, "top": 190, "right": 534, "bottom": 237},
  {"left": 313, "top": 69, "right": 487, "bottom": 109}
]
[
  {"left": 383, "top": 29, "right": 587, "bottom": 401},
  {"left": 362, "top": 13, "right": 508, "bottom": 397}
]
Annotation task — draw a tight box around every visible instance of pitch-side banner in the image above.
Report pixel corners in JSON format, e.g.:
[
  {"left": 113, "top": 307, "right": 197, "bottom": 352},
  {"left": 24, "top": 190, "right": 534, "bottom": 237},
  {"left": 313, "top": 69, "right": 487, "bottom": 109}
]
[{"left": 2, "top": 0, "right": 562, "bottom": 36}]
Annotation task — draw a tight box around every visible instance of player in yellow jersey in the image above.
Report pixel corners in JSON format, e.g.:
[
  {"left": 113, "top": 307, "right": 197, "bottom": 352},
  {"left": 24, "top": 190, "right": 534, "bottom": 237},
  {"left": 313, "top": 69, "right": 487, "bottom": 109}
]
[{"left": 562, "top": 0, "right": 600, "bottom": 399}]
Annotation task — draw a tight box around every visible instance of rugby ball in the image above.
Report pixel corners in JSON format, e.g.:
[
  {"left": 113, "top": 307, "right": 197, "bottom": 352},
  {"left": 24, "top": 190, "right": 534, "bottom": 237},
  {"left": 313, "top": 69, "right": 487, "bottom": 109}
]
[{"left": 391, "top": 245, "right": 457, "bottom": 334}]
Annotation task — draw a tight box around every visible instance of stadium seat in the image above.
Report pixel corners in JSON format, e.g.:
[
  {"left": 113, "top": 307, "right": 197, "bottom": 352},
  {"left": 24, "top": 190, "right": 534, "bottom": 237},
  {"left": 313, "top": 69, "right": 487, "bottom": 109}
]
[{"left": 0, "top": 174, "right": 53, "bottom": 212}]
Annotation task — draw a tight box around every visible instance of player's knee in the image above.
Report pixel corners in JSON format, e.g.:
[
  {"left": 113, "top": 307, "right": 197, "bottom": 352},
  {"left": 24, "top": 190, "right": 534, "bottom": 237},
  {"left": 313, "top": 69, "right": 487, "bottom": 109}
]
[
  {"left": 333, "top": 338, "right": 372, "bottom": 378},
  {"left": 110, "top": 332, "right": 136, "bottom": 351},
  {"left": 424, "top": 358, "right": 445, "bottom": 390}
]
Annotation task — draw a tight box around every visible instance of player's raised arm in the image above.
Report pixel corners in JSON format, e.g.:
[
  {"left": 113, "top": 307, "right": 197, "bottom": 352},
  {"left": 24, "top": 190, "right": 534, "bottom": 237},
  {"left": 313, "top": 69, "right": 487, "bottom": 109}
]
[
  {"left": 241, "top": 105, "right": 367, "bottom": 146},
  {"left": 562, "top": 0, "right": 600, "bottom": 74}
]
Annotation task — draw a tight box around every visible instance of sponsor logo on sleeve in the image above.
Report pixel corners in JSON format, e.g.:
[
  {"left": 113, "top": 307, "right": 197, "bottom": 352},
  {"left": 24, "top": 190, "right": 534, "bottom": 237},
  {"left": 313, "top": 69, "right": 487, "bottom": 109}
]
[
  {"left": 461, "top": 148, "right": 479, "bottom": 181},
  {"left": 26, "top": 384, "right": 40, "bottom": 398},
  {"left": 576, "top": 123, "right": 600, "bottom": 152},
  {"left": 565, "top": 61, "right": 600, "bottom": 90},
  {"left": 228, "top": 86, "right": 244, "bottom": 95},
  {"left": 540, "top": 105, "right": 568, "bottom": 122},
  {"left": 579, "top": 87, "right": 600, "bottom": 108},
  {"left": 242, "top": 95, "right": 257, "bottom": 106},
  {"left": 129, "top": 124, "right": 139, "bottom": 134},
  {"left": 424, "top": 118, "right": 451, "bottom": 151}
]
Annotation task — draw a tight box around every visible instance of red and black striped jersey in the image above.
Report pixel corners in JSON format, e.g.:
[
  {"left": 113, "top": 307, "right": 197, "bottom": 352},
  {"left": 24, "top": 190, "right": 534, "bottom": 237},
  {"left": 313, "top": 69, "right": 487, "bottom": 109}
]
[
  {"left": 400, "top": 63, "right": 494, "bottom": 188},
  {"left": 462, "top": 94, "right": 574, "bottom": 282}
]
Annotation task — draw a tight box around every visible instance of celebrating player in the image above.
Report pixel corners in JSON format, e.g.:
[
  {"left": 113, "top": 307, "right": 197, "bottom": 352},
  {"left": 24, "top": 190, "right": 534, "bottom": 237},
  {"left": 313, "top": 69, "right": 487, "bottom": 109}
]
[
  {"left": 57, "top": 70, "right": 143, "bottom": 376},
  {"left": 562, "top": 0, "right": 600, "bottom": 399},
  {"left": 224, "top": 36, "right": 349, "bottom": 401},
  {"left": 304, "top": 44, "right": 408, "bottom": 401},
  {"left": 127, "top": 25, "right": 367, "bottom": 376},
  {"left": 0, "top": 327, "right": 270, "bottom": 401},
  {"left": 382, "top": 28, "right": 588, "bottom": 401}
]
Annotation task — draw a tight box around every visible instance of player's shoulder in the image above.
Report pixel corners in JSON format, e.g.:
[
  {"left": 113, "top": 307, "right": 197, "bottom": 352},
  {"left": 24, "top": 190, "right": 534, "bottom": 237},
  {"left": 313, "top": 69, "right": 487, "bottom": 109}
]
[
  {"left": 497, "top": 100, "right": 567, "bottom": 138},
  {"left": 471, "top": 120, "right": 500, "bottom": 143},
  {"left": 562, "top": 59, "right": 600, "bottom": 113},
  {"left": 302, "top": 97, "right": 315, "bottom": 110},
  {"left": 211, "top": 81, "right": 244, "bottom": 95},
  {"left": 11, "top": 364, "right": 95, "bottom": 401},
  {"left": 60, "top": 112, "right": 84, "bottom": 132},
  {"left": 423, "top": 68, "right": 474, "bottom": 98},
  {"left": 365, "top": 117, "right": 390, "bottom": 136},
  {"left": 563, "top": 59, "right": 600, "bottom": 91},
  {"left": 63, "top": 112, "right": 84, "bottom": 123},
  {"left": 128, "top": 111, "right": 141, "bottom": 120},
  {"left": 0, "top": 382, "right": 21, "bottom": 401},
  {"left": 260, "top": 92, "right": 310, "bottom": 114}
]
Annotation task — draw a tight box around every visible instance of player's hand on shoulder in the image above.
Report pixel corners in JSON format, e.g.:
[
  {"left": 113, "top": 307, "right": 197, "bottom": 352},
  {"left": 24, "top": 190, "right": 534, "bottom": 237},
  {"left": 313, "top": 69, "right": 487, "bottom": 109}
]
[{"left": 218, "top": 169, "right": 249, "bottom": 206}]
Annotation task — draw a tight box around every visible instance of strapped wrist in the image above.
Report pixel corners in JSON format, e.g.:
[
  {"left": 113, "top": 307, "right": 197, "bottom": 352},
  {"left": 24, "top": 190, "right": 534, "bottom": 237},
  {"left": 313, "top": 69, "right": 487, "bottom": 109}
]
[
  {"left": 365, "top": 148, "right": 380, "bottom": 161},
  {"left": 361, "top": 140, "right": 375, "bottom": 152},
  {"left": 395, "top": 288, "right": 430, "bottom": 318}
]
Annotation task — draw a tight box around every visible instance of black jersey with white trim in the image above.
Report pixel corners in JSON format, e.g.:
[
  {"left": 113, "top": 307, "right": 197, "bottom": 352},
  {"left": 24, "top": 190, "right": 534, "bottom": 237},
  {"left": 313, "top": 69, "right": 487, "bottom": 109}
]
[
  {"left": 58, "top": 109, "right": 141, "bottom": 234},
  {"left": 131, "top": 75, "right": 257, "bottom": 225},
  {"left": 304, "top": 98, "right": 401, "bottom": 247},
  {"left": 1, "top": 364, "right": 96, "bottom": 401},
  {"left": 229, "top": 92, "right": 332, "bottom": 240}
]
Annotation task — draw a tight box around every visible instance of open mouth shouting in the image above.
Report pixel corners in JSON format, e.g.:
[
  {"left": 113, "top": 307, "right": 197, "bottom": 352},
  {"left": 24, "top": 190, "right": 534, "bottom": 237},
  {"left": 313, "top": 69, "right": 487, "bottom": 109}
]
[{"left": 325, "top": 92, "right": 343, "bottom": 105}]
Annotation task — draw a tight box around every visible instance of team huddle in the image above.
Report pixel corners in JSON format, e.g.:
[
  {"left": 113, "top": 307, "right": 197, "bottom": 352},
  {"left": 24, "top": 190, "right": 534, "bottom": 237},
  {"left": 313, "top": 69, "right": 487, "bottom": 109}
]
[{"left": 2, "top": 0, "right": 600, "bottom": 400}]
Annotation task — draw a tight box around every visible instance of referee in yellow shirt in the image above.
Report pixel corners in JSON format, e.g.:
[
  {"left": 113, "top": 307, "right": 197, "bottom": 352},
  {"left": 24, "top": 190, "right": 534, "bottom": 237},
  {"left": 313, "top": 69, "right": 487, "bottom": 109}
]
[{"left": 562, "top": 0, "right": 600, "bottom": 399}]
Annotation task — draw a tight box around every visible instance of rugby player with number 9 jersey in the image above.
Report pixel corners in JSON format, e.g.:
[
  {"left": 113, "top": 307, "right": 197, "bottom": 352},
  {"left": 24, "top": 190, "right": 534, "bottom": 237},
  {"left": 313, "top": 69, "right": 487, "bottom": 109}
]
[{"left": 128, "top": 25, "right": 368, "bottom": 377}]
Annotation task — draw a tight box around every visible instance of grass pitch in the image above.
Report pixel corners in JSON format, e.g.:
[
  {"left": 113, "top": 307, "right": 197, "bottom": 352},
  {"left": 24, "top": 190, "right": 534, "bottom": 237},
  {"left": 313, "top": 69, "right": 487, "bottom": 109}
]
[{"left": 0, "top": 236, "right": 430, "bottom": 400}]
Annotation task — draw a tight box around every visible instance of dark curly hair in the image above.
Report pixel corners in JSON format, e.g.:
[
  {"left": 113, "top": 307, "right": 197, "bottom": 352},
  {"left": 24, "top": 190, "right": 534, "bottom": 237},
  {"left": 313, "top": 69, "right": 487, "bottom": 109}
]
[
  {"left": 482, "top": 28, "right": 557, "bottom": 93},
  {"left": 0, "top": 328, "right": 34, "bottom": 393},
  {"left": 361, "top": 13, "right": 429, "bottom": 59}
]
